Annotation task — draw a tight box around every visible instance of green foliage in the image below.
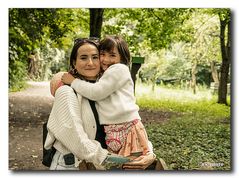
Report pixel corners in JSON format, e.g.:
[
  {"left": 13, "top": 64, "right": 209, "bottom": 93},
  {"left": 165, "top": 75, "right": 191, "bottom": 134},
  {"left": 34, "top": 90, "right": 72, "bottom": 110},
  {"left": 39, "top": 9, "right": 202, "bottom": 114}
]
[
  {"left": 102, "top": 8, "right": 224, "bottom": 88},
  {"left": 146, "top": 117, "right": 230, "bottom": 170},
  {"left": 31, "top": 43, "right": 67, "bottom": 81},
  {"left": 8, "top": 59, "right": 27, "bottom": 92},
  {"left": 9, "top": 43, "right": 28, "bottom": 91},
  {"left": 9, "top": 9, "right": 62, "bottom": 90},
  {"left": 9, "top": 8, "right": 230, "bottom": 95},
  {"left": 136, "top": 87, "right": 230, "bottom": 170},
  {"left": 138, "top": 50, "right": 166, "bottom": 86},
  {"left": 9, "top": 8, "right": 90, "bottom": 91},
  {"left": 103, "top": 8, "right": 193, "bottom": 53}
]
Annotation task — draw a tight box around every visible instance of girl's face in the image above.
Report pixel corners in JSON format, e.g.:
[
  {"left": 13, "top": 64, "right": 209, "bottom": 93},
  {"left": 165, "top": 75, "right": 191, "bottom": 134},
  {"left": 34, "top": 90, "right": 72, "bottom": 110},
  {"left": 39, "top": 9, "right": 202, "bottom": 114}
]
[
  {"left": 100, "top": 47, "right": 121, "bottom": 71},
  {"left": 74, "top": 43, "right": 100, "bottom": 80}
]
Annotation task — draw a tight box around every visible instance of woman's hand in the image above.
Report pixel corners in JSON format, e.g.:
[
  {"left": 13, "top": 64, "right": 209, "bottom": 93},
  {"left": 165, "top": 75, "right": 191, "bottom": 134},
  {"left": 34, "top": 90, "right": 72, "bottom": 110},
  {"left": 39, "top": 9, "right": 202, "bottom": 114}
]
[
  {"left": 61, "top": 73, "right": 75, "bottom": 85},
  {"left": 122, "top": 153, "right": 156, "bottom": 170}
]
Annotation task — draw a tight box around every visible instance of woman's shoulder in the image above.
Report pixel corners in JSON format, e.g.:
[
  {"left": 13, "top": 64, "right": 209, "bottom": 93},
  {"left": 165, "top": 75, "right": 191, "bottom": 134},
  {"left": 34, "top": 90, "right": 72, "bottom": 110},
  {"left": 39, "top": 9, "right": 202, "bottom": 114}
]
[
  {"left": 51, "top": 72, "right": 67, "bottom": 83},
  {"left": 50, "top": 72, "right": 68, "bottom": 96},
  {"left": 55, "top": 84, "right": 75, "bottom": 97}
]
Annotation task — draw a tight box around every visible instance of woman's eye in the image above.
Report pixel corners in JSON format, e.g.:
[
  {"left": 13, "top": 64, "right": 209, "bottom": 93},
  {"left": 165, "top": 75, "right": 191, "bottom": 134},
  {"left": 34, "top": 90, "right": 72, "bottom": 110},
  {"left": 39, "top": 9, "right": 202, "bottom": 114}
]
[
  {"left": 93, "top": 56, "right": 99, "bottom": 60},
  {"left": 80, "top": 57, "right": 87, "bottom": 60}
]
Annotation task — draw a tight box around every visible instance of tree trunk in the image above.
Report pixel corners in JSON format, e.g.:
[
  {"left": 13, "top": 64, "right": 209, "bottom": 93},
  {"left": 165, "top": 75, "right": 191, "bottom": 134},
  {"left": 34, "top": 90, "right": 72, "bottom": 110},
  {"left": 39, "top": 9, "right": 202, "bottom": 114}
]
[
  {"left": 191, "top": 60, "right": 197, "bottom": 94},
  {"left": 218, "top": 11, "right": 231, "bottom": 105},
  {"left": 151, "top": 79, "right": 156, "bottom": 92},
  {"left": 89, "top": 9, "right": 104, "bottom": 38},
  {"left": 210, "top": 61, "right": 219, "bottom": 83},
  {"left": 27, "top": 54, "right": 36, "bottom": 77}
]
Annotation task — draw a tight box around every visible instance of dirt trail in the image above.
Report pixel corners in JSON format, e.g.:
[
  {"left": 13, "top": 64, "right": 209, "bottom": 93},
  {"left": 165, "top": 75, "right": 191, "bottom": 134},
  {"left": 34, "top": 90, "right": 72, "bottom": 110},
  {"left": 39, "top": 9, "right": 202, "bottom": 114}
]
[{"left": 9, "top": 82, "right": 53, "bottom": 170}]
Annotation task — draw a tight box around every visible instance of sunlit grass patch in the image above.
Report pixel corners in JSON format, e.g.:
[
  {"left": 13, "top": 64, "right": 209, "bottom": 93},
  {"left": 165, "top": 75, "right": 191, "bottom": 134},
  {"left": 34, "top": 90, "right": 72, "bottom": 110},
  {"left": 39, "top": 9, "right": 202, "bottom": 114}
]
[
  {"left": 136, "top": 83, "right": 214, "bottom": 103},
  {"left": 136, "top": 83, "right": 230, "bottom": 118}
]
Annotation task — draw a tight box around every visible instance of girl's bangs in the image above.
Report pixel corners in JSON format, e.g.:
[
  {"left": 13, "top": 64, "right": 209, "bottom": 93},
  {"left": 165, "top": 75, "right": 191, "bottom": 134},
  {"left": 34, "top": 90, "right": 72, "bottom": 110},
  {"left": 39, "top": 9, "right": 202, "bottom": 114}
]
[{"left": 100, "top": 38, "right": 116, "bottom": 52}]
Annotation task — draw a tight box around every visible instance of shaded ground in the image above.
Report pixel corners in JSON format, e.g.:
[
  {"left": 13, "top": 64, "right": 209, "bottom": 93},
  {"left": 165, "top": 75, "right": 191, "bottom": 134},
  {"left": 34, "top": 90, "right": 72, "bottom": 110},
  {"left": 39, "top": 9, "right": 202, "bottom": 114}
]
[{"left": 9, "top": 81, "right": 173, "bottom": 170}]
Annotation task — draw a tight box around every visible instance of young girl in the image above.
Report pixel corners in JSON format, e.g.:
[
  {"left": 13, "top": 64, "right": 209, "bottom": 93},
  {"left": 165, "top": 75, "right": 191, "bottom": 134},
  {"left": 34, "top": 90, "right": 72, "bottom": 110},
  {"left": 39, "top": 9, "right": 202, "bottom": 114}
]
[{"left": 61, "top": 35, "right": 154, "bottom": 159}]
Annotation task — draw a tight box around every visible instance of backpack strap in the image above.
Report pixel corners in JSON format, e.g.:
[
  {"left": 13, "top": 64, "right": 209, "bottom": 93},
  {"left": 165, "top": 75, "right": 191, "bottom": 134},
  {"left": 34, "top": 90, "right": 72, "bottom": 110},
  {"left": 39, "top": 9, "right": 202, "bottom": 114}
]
[
  {"left": 88, "top": 99, "right": 100, "bottom": 125},
  {"left": 88, "top": 99, "right": 107, "bottom": 149},
  {"left": 74, "top": 89, "right": 107, "bottom": 148}
]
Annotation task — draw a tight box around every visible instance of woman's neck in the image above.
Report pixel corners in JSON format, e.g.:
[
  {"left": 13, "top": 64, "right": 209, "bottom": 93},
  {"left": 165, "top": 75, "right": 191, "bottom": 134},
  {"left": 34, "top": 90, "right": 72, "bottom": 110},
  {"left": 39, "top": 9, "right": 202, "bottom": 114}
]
[{"left": 84, "top": 77, "right": 97, "bottom": 81}]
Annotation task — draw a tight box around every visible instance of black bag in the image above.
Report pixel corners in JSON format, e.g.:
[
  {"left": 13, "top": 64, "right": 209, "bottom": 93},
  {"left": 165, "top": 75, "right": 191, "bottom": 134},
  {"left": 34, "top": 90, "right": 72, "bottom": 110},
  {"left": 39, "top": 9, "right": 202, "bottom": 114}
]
[{"left": 42, "top": 122, "right": 56, "bottom": 167}]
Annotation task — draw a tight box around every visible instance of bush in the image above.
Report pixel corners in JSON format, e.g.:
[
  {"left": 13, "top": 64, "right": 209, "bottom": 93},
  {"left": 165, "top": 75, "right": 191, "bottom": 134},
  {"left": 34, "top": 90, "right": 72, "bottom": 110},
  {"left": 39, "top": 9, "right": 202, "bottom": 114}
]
[{"left": 9, "top": 43, "right": 28, "bottom": 92}]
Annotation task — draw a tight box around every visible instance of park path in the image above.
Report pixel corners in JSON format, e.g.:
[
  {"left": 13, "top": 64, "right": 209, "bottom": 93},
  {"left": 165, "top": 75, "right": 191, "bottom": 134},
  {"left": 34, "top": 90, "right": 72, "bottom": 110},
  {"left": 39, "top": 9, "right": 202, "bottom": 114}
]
[
  {"left": 9, "top": 81, "right": 54, "bottom": 122},
  {"left": 9, "top": 81, "right": 54, "bottom": 170}
]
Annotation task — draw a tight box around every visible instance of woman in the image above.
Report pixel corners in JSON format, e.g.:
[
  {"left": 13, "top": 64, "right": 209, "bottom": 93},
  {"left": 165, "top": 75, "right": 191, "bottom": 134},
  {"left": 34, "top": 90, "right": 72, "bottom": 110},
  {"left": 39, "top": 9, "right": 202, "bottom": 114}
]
[{"left": 46, "top": 37, "right": 155, "bottom": 170}]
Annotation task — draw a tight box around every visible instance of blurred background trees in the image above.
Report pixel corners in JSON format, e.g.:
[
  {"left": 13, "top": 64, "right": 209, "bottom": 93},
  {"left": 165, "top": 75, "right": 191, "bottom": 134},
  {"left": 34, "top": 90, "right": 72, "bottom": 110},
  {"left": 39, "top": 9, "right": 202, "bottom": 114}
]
[{"left": 9, "top": 8, "right": 231, "bottom": 104}]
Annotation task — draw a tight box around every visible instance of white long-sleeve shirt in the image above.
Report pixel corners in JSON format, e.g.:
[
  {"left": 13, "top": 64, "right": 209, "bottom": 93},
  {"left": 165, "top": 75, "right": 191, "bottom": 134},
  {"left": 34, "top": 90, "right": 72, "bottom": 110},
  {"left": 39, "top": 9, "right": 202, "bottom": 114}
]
[
  {"left": 71, "top": 63, "right": 141, "bottom": 125},
  {"left": 44, "top": 85, "right": 108, "bottom": 165}
]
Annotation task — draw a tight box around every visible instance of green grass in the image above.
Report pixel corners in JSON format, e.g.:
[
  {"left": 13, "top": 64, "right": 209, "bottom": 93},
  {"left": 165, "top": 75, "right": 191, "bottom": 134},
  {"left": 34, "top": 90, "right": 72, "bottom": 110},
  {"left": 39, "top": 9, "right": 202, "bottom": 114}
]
[{"left": 135, "top": 84, "right": 231, "bottom": 170}]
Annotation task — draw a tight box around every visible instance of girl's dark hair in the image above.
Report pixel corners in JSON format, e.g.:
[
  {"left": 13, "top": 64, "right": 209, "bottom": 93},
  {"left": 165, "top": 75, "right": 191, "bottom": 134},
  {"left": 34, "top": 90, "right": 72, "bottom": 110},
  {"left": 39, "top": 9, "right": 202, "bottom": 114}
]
[
  {"left": 99, "top": 35, "right": 130, "bottom": 66},
  {"left": 69, "top": 37, "right": 99, "bottom": 70}
]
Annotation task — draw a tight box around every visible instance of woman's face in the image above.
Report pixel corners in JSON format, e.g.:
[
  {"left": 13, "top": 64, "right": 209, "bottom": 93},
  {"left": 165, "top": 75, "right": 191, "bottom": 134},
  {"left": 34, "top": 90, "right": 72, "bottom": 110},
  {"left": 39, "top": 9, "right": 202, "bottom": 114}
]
[
  {"left": 74, "top": 43, "right": 100, "bottom": 80},
  {"left": 100, "top": 47, "right": 121, "bottom": 71}
]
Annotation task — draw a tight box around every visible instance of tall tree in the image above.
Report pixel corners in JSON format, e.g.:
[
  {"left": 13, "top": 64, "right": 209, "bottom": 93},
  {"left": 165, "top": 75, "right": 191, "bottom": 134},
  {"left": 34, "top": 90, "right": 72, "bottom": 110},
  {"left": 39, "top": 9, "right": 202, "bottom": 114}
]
[
  {"left": 182, "top": 10, "right": 221, "bottom": 94},
  {"left": 89, "top": 8, "right": 104, "bottom": 38},
  {"left": 217, "top": 9, "right": 231, "bottom": 105}
]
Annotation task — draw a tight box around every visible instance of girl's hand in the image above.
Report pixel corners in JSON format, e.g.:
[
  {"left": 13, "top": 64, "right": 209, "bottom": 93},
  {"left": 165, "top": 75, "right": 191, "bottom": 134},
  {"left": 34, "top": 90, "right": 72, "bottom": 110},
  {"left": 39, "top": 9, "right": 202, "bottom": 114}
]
[
  {"left": 122, "top": 153, "right": 156, "bottom": 170},
  {"left": 61, "top": 73, "right": 75, "bottom": 85},
  {"left": 50, "top": 72, "right": 67, "bottom": 96}
]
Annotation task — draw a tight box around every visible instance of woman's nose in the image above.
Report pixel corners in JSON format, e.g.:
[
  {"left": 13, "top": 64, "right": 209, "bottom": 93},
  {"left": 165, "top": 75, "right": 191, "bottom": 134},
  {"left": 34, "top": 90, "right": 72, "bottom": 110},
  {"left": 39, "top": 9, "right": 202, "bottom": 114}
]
[{"left": 87, "top": 58, "right": 94, "bottom": 65}]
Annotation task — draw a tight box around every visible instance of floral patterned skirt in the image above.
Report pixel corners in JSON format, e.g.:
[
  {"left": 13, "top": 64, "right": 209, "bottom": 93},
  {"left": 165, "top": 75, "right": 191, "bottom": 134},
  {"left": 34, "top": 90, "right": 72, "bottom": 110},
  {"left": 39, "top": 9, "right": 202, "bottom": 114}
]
[{"left": 104, "top": 119, "right": 150, "bottom": 157}]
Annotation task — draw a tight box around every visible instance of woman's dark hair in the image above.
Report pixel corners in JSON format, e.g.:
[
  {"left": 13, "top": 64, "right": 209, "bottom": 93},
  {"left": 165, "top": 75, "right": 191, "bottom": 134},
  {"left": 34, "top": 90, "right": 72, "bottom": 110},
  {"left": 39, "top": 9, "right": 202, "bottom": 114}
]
[
  {"left": 69, "top": 37, "right": 100, "bottom": 70},
  {"left": 99, "top": 35, "right": 130, "bottom": 66}
]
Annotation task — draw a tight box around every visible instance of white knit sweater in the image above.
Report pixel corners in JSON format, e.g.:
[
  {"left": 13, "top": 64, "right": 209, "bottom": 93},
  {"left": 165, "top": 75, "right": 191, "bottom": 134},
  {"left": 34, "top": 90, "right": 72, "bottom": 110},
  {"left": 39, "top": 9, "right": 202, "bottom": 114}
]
[
  {"left": 71, "top": 63, "right": 141, "bottom": 125},
  {"left": 44, "top": 85, "right": 108, "bottom": 165}
]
